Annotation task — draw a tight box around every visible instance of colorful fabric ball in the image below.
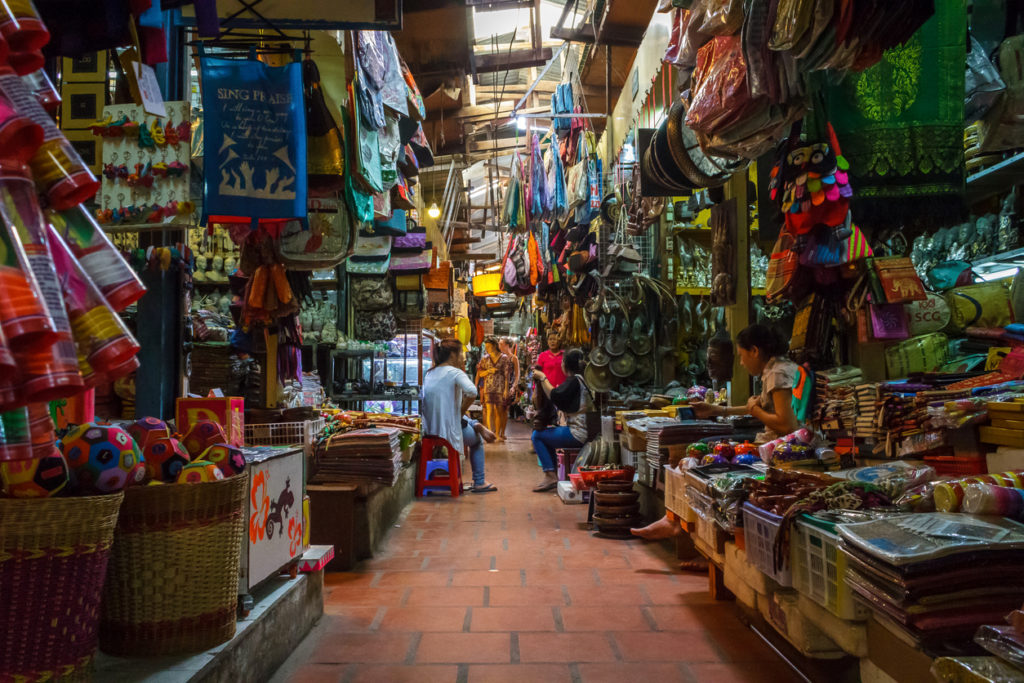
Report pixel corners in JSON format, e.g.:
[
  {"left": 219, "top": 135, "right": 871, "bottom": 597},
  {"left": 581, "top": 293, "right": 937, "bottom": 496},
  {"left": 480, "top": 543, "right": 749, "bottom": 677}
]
[
  {"left": 127, "top": 416, "right": 170, "bottom": 451},
  {"left": 181, "top": 420, "right": 228, "bottom": 458},
  {"left": 176, "top": 460, "right": 225, "bottom": 484},
  {"left": 199, "top": 443, "right": 246, "bottom": 477},
  {"left": 144, "top": 436, "right": 191, "bottom": 483},
  {"left": 686, "top": 442, "right": 710, "bottom": 459},
  {"left": 1, "top": 449, "right": 70, "bottom": 497},
  {"left": 61, "top": 422, "right": 146, "bottom": 494}
]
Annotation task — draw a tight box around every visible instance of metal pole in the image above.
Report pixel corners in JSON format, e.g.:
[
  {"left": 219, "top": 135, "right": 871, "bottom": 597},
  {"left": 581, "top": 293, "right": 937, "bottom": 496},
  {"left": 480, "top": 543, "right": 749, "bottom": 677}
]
[{"left": 512, "top": 41, "right": 568, "bottom": 115}]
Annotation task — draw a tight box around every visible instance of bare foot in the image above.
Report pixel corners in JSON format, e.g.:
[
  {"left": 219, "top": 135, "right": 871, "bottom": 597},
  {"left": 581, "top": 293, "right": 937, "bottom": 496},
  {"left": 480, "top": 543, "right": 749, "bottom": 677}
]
[
  {"left": 630, "top": 516, "right": 683, "bottom": 540},
  {"left": 475, "top": 423, "right": 498, "bottom": 444}
]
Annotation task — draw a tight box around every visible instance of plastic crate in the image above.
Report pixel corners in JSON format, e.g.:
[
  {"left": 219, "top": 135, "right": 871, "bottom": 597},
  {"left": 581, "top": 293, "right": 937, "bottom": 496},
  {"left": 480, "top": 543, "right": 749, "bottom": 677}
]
[
  {"left": 245, "top": 418, "right": 325, "bottom": 456},
  {"left": 793, "top": 518, "right": 869, "bottom": 621},
  {"left": 637, "top": 456, "right": 655, "bottom": 487},
  {"left": 664, "top": 465, "right": 693, "bottom": 521},
  {"left": 741, "top": 502, "right": 793, "bottom": 587},
  {"left": 620, "top": 447, "right": 639, "bottom": 469}
]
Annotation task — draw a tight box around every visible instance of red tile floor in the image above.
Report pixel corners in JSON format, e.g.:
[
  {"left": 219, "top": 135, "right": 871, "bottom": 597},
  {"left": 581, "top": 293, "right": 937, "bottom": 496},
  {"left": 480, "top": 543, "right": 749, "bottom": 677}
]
[{"left": 272, "top": 425, "right": 795, "bottom": 682}]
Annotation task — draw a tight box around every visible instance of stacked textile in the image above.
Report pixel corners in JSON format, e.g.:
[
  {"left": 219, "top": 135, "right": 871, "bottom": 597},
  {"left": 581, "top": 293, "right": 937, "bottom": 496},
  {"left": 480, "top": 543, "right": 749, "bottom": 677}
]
[
  {"left": 839, "top": 513, "right": 1024, "bottom": 652},
  {"left": 852, "top": 384, "right": 880, "bottom": 440},
  {"left": 311, "top": 426, "right": 404, "bottom": 485},
  {"left": 813, "top": 366, "right": 863, "bottom": 432},
  {"left": 646, "top": 420, "right": 732, "bottom": 472}
]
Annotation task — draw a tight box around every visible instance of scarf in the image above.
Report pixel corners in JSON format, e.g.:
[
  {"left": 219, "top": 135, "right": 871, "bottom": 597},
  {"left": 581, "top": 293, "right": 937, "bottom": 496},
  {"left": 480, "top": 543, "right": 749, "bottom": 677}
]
[{"left": 826, "top": 0, "right": 967, "bottom": 228}]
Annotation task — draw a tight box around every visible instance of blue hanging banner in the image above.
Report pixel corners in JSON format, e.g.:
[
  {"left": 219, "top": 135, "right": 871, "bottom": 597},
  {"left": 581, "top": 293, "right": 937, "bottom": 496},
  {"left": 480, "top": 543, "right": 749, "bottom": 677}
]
[{"left": 200, "top": 55, "right": 307, "bottom": 228}]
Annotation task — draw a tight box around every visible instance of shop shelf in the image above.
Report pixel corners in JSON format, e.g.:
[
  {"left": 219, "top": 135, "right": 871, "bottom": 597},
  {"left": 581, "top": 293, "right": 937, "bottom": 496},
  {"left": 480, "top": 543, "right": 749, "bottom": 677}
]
[
  {"left": 741, "top": 502, "right": 793, "bottom": 587},
  {"left": 793, "top": 517, "right": 869, "bottom": 621},
  {"left": 966, "top": 150, "right": 1024, "bottom": 204}
]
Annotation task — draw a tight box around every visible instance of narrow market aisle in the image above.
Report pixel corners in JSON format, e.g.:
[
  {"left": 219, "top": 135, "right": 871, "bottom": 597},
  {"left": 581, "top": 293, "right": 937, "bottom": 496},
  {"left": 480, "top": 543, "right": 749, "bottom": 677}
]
[{"left": 274, "top": 424, "right": 793, "bottom": 683}]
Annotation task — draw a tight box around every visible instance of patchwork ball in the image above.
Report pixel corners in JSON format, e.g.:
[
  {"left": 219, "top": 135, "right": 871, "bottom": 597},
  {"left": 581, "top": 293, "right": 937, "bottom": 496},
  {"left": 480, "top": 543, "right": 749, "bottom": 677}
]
[
  {"left": 61, "top": 422, "right": 146, "bottom": 494},
  {"left": 127, "top": 416, "right": 170, "bottom": 451},
  {"left": 686, "top": 442, "right": 710, "bottom": 459},
  {"left": 181, "top": 420, "right": 228, "bottom": 458},
  {"left": 199, "top": 443, "right": 246, "bottom": 477},
  {"left": 144, "top": 436, "right": 191, "bottom": 482},
  {"left": 1, "top": 448, "right": 70, "bottom": 498},
  {"left": 176, "top": 460, "right": 225, "bottom": 484}
]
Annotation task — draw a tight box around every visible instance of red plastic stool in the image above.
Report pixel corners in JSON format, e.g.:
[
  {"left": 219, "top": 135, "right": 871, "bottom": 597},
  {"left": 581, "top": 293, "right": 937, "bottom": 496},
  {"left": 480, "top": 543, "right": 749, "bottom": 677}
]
[{"left": 416, "top": 435, "right": 462, "bottom": 497}]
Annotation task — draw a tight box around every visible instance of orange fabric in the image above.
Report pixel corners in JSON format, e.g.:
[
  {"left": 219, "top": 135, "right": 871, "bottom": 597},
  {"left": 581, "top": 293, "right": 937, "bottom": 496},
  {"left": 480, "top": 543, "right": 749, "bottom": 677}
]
[{"left": 527, "top": 232, "right": 541, "bottom": 286}]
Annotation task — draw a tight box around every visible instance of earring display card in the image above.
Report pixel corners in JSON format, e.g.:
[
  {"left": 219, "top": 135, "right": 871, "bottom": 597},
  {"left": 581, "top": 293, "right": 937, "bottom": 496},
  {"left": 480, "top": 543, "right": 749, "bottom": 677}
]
[{"left": 98, "top": 101, "right": 192, "bottom": 225}]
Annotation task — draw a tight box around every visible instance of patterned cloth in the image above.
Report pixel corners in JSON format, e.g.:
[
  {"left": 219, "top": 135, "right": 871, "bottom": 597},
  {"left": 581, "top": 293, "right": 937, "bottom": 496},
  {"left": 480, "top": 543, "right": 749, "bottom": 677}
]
[
  {"left": 757, "top": 356, "right": 801, "bottom": 441},
  {"left": 478, "top": 353, "right": 512, "bottom": 405},
  {"left": 826, "top": 0, "right": 967, "bottom": 226}
]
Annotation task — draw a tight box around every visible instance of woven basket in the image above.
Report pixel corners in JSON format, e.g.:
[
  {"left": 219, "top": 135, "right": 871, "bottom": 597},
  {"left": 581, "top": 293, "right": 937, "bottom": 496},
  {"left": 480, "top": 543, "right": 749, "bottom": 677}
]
[
  {"left": 99, "top": 473, "right": 248, "bottom": 656},
  {"left": 0, "top": 493, "right": 124, "bottom": 681}
]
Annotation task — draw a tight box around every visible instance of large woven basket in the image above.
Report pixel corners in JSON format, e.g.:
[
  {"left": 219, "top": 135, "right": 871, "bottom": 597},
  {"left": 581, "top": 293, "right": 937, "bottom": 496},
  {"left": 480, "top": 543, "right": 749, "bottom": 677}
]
[
  {"left": 0, "top": 493, "right": 124, "bottom": 681},
  {"left": 99, "top": 473, "right": 248, "bottom": 656}
]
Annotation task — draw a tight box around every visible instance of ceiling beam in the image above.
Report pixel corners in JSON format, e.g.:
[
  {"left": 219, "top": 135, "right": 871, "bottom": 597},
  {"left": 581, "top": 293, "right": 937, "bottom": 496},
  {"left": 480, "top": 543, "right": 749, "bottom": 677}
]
[
  {"left": 473, "top": 47, "right": 552, "bottom": 74},
  {"left": 450, "top": 253, "right": 498, "bottom": 261}
]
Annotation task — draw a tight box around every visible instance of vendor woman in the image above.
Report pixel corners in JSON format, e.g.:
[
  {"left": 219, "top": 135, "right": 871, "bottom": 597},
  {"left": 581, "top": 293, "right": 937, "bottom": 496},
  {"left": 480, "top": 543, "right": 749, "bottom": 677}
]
[{"left": 631, "top": 323, "right": 801, "bottom": 543}]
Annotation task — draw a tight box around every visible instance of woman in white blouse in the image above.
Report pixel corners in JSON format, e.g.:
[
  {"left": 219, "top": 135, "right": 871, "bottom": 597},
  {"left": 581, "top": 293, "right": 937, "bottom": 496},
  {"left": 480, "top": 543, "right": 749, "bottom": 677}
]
[{"left": 421, "top": 339, "right": 498, "bottom": 493}]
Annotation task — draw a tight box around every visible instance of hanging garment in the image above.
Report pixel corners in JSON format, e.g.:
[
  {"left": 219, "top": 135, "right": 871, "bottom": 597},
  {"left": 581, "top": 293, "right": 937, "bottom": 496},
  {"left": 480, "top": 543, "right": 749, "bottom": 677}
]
[
  {"left": 200, "top": 54, "right": 307, "bottom": 229},
  {"left": 826, "top": 0, "right": 967, "bottom": 227}
]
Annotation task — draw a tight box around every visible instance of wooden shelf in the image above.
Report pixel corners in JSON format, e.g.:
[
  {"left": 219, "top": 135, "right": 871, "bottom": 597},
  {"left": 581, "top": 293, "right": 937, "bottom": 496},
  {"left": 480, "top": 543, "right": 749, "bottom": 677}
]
[{"left": 966, "top": 151, "right": 1024, "bottom": 204}]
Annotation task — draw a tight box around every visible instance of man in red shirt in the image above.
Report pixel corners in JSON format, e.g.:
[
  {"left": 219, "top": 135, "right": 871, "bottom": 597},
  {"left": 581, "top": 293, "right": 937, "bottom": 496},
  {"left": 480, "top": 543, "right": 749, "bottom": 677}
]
[{"left": 533, "top": 330, "right": 566, "bottom": 430}]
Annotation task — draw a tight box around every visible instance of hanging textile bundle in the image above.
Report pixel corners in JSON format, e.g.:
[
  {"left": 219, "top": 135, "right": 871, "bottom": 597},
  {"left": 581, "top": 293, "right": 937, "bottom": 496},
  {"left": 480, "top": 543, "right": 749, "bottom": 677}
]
[{"left": 200, "top": 52, "right": 308, "bottom": 230}]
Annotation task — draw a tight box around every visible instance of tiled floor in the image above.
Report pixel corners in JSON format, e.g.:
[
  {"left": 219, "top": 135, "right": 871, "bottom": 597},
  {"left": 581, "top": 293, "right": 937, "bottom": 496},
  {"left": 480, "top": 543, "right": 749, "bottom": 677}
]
[{"left": 273, "top": 424, "right": 794, "bottom": 682}]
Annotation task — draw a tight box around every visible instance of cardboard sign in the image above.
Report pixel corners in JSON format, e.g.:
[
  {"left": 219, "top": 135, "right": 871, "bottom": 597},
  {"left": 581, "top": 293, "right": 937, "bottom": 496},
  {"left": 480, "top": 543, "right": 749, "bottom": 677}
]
[{"left": 118, "top": 48, "right": 166, "bottom": 118}]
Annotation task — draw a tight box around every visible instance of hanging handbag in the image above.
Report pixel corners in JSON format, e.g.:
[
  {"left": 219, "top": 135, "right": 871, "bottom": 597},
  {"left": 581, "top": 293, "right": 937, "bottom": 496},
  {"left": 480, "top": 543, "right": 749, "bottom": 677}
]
[
  {"left": 303, "top": 58, "right": 345, "bottom": 193},
  {"left": 394, "top": 274, "right": 422, "bottom": 291},
  {"left": 395, "top": 288, "right": 427, "bottom": 319},
  {"left": 354, "top": 309, "right": 397, "bottom": 341},
  {"left": 277, "top": 197, "right": 351, "bottom": 270},
  {"left": 350, "top": 275, "right": 393, "bottom": 311},
  {"left": 392, "top": 227, "right": 427, "bottom": 252},
  {"left": 348, "top": 78, "right": 383, "bottom": 193},
  {"left": 765, "top": 229, "right": 806, "bottom": 303},
  {"left": 869, "top": 302, "right": 911, "bottom": 340},
  {"left": 424, "top": 249, "right": 453, "bottom": 291},
  {"left": 372, "top": 208, "right": 408, "bottom": 237},
  {"left": 390, "top": 251, "right": 432, "bottom": 275},
  {"left": 871, "top": 256, "right": 927, "bottom": 303},
  {"left": 799, "top": 213, "right": 873, "bottom": 267},
  {"left": 769, "top": 121, "right": 853, "bottom": 235},
  {"left": 351, "top": 233, "right": 392, "bottom": 261}
]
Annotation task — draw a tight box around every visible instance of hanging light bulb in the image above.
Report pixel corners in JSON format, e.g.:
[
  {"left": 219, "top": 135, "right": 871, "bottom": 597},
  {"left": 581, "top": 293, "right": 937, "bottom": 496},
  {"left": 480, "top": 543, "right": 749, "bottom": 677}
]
[{"left": 428, "top": 202, "right": 440, "bottom": 219}]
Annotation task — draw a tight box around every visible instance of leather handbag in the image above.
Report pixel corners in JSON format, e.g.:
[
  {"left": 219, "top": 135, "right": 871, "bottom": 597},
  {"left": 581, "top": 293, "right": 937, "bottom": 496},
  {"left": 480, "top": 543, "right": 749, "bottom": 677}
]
[
  {"left": 395, "top": 288, "right": 427, "bottom": 319},
  {"left": 871, "top": 256, "right": 927, "bottom": 303},
  {"left": 424, "top": 253, "right": 453, "bottom": 291},
  {"left": 350, "top": 275, "right": 393, "bottom": 311}
]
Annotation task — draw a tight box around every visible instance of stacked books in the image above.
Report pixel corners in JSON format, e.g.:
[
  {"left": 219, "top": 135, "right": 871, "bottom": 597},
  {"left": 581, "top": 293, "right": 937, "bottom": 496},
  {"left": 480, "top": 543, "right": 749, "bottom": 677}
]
[
  {"left": 813, "top": 366, "right": 863, "bottom": 432},
  {"left": 311, "top": 426, "right": 404, "bottom": 485},
  {"left": 839, "top": 513, "right": 1024, "bottom": 653}
]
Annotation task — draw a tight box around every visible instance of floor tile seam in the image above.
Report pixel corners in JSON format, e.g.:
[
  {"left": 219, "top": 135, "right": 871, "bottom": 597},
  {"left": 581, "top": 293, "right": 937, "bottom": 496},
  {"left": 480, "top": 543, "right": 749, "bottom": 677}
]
[{"left": 403, "top": 632, "right": 422, "bottom": 665}]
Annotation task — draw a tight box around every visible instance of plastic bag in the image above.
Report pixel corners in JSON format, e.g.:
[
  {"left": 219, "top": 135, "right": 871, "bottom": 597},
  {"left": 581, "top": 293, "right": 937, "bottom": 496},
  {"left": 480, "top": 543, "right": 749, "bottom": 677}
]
[
  {"left": 677, "top": 0, "right": 713, "bottom": 69},
  {"left": 966, "top": 34, "right": 1005, "bottom": 124},
  {"left": 946, "top": 281, "right": 1014, "bottom": 331},
  {"left": 932, "top": 656, "right": 1024, "bottom": 683},
  {"left": 698, "top": 0, "right": 743, "bottom": 36},
  {"left": 686, "top": 36, "right": 750, "bottom": 136},
  {"left": 975, "top": 625, "right": 1024, "bottom": 670}
]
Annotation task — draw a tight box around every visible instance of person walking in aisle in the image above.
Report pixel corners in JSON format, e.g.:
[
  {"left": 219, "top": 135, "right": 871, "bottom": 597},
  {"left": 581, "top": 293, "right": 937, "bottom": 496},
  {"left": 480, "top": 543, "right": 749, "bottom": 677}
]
[
  {"left": 475, "top": 337, "right": 512, "bottom": 441},
  {"left": 422, "top": 339, "right": 498, "bottom": 493},
  {"left": 631, "top": 324, "right": 801, "bottom": 551},
  {"left": 530, "top": 349, "right": 595, "bottom": 492},
  {"left": 498, "top": 337, "right": 520, "bottom": 439}
]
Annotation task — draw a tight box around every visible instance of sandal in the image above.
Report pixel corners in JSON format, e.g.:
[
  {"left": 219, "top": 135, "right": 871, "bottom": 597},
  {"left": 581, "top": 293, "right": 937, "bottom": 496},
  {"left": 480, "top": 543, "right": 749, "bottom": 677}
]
[
  {"left": 471, "top": 483, "right": 498, "bottom": 493},
  {"left": 533, "top": 480, "right": 558, "bottom": 493}
]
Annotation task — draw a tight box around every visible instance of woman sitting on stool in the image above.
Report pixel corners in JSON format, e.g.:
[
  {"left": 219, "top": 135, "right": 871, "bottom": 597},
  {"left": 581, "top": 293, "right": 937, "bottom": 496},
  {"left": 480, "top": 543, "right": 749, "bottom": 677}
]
[
  {"left": 421, "top": 338, "right": 498, "bottom": 493},
  {"left": 530, "top": 349, "right": 594, "bottom": 493}
]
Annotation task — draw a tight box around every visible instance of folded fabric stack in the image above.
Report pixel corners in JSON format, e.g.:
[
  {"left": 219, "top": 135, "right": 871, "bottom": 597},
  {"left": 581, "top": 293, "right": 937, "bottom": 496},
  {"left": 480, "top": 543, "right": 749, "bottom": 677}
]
[
  {"left": 813, "top": 366, "right": 863, "bottom": 433},
  {"left": 646, "top": 419, "right": 733, "bottom": 472},
  {"left": 839, "top": 513, "right": 1024, "bottom": 653},
  {"left": 311, "top": 426, "right": 404, "bottom": 485},
  {"left": 852, "top": 384, "right": 880, "bottom": 440}
]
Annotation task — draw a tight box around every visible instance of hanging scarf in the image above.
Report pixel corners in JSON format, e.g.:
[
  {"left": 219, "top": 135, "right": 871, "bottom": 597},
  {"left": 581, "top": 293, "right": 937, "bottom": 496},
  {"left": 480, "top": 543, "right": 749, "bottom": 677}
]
[{"left": 826, "top": 0, "right": 966, "bottom": 228}]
